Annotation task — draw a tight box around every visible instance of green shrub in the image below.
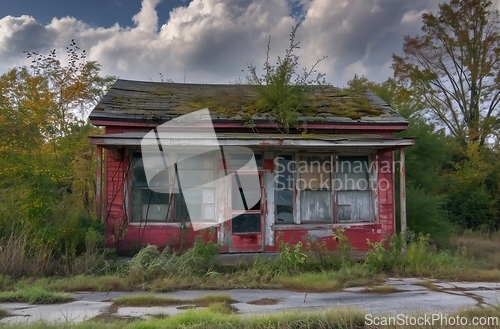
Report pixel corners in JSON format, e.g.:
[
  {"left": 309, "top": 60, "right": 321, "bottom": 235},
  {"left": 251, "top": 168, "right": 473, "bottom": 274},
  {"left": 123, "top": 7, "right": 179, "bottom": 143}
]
[
  {"left": 365, "top": 233, "right": 404, "bottom": 272},
  {"left": 406, "top": 185, "right": 452, "bottom": 240},
  {"left": 276, "top": 241, "right": 307, "bottom": 273},
  {"left": 403, "top": 234, "right": 454, "bottom": 275},
  {"left": 333, "top": 228, "right": 353, "bottom": 265},
  {"left": 365, "top": 232, "right": 456, "bottom": 276},
  {"left": 247, "top": 24, "right": 327, "bottom": 132}
]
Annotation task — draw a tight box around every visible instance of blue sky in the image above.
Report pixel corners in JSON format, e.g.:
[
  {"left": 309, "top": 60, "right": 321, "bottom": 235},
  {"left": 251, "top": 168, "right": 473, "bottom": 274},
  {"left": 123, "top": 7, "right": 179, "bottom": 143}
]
[
  {"left": 0, "top": 0, "right": 448, "bottom": 86},
  {"left": 0, "top": 0, "right": 185, "bottom": 27}
]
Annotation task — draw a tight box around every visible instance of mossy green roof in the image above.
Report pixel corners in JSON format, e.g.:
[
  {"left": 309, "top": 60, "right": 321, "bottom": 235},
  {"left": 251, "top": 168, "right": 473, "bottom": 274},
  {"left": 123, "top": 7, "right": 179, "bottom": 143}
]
[{"left": 89, "top": 79, "right": 408, "bottom": 125}]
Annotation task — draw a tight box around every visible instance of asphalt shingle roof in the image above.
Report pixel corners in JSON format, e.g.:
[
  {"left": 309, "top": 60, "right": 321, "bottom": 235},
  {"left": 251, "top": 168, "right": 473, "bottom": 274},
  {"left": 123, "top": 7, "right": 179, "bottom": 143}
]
[{"left": 89, "top": 79, "right": 408, "bottom": 126}]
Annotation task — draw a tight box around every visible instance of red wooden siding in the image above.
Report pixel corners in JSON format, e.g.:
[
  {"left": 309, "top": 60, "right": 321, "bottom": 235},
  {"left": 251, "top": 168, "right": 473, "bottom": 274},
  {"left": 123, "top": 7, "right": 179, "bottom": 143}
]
[
  {"left": 104, "top": 150, "right": 126, "bottom": 250},
  {"left": 101, "top": 124, "right": 399, "bottom": 254},
  {"left": 273, "top": 224, "right": 384, "bottom": 252},
  {"left": 378, "top": 150, "right": 395, "bottom": 235}
]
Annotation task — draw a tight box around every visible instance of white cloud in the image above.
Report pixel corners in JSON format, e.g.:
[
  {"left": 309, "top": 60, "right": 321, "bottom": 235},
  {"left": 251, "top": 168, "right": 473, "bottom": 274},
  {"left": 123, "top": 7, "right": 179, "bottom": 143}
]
[
  {"left": 132, "top": 0, "right": 162, "bottom": 32},
  {"left": 0, "top": 0, "right": 441, "bottom": 85},
  {"left": 299, "top": 0, "right": 440, "bottom": 85},
  {"left": 400, "top": 10, "right": 427, "bottom": 24},
  {"left": 343, "top": 60, "right": 369, "bottom": 82}
]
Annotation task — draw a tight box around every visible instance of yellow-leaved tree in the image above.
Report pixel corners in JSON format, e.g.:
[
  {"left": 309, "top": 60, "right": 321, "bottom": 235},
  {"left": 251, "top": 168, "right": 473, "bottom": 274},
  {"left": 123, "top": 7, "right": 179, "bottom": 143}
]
[{"left": 0, "top": 41, "right": 115, "bottom": 276}]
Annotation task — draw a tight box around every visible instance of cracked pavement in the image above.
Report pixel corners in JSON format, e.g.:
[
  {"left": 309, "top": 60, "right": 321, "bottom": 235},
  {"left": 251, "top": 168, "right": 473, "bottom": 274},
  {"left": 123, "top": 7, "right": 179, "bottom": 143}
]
[{"left": 1, "top": 278, "right": 499, "bottom": 324}]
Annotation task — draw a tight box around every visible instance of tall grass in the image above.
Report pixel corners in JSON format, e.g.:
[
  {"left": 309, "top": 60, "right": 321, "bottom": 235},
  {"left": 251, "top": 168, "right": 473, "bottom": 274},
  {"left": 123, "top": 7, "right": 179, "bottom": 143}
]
[
  {"left": 0, "top": 230, "right": 118, "bottom": 279},
  {"left": 1, "top": 230, "right": 500, "bottom": 294},
  {"left": 365, "top": 232, "right": 461, "bottom": 277},
  {"left": 127, "top": 240, "right": 221, "bottom": 282},
  {"left": 0, "top": 233, "right": 53, "bottom": 278}
]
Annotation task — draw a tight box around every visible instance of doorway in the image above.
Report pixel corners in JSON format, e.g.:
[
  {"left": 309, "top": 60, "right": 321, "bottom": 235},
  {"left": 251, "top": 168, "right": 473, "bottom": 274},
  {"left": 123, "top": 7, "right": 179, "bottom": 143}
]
[{"left": 228, "top": 171, "right": 264, "bottom": 252}]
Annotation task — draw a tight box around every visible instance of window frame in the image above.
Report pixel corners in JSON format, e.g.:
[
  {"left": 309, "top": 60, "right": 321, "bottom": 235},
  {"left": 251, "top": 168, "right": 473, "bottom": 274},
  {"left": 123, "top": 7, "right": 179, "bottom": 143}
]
[
  {"left": 128, "top": 152, "right": 174, "bottom": 223},
  {"left": 127, "top": 150, "right": 218, "bottom": 224},
  {"left": 274, "top": 154, "right": 295, "bottom": 225},
  {"left": 173, "top": 152, "right": 217, "bottom": 223},
  {"left": 297, "top": 153, "right": 335, "bottom": 224},
  {"left": 272, "top": 152, "right": 376, "bottom": 226},
  {"left": 229, "top": 171, "right": 262, "bottom": 234},
  {"left": 335, "top": 154, "right": 375, "bottom": 223}
]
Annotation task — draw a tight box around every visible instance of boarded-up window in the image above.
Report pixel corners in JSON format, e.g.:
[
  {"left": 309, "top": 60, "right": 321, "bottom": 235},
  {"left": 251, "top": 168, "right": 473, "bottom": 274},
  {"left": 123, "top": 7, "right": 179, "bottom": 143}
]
[
  {"left": 131, "top": 154, "right": 170, "bottom": 222},
  {"left": 299, "top": 155, "right": 333, "bottom": 222},
  {"left": 336, "top": 156, "right": 373, "bottom": 222},
  {"left": 275, "top": 155, "right": 294, "bottom": 223}
]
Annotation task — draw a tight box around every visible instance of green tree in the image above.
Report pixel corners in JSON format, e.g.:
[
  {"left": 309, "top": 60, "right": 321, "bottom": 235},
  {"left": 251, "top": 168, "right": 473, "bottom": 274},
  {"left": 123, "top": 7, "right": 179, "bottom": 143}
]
[
  {"left": 392, "top": 0, "right": 500, "bottom": 146},
  {"left": 0, "top": 42, "right": 115, "bottom": 257},
  {"left": 444, "top": 142, "right": 500, "bottom": 230},
  {"left": 348, "top": 76, "right": 454, "bottom": 239}
]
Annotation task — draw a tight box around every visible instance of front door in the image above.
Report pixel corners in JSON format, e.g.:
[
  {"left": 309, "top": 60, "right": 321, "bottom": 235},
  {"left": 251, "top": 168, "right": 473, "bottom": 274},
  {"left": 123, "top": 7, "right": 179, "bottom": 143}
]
[{"left": 228, "top": 171, "right": 264, "bottom": 252}]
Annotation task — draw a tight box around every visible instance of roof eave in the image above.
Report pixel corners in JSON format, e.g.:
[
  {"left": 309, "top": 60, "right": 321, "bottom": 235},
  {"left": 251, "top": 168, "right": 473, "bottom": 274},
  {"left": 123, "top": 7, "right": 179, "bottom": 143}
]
[
  {"left": 89, "top": 116, "right": 409, "bottom": 131},
  {"left": 90, "top": 133, "right": 415, "bottom": 148}
]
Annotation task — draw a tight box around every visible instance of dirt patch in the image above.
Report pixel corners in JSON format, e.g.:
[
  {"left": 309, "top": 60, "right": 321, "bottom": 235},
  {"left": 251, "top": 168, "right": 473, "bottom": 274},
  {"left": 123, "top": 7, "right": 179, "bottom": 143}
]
[
  {"left": 176, "top": 305, "right": 198, "bottom": 310},
  {"left": 92, "top": 303, "right": 138, "bottom": 323},
  {"left": 417, "top": 281, "right": 442, "bottom": 292},
  {"left": 112, "top": 294, "right": 237, "bottom": 307},
  {"left": 247, "top": 298, "right": 282, "bottom": 305},
  {"left": 0, "top": 309, "right": 10, "bottom": 320},
  {"left": 358, "top": 285, "right": 403, "bottom": 294}
]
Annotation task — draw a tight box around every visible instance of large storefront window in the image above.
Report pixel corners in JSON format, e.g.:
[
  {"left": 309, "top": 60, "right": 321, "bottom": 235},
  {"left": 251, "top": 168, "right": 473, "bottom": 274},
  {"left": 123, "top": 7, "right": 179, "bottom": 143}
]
[
  {"left": 174, "top": 153, "right": 215, "bottom": 222},
  {"left": 273, "top": 153, "right": 374, "bottom": 225},
  {"left": 131, "top": 154, "right": 170, "bottom": 222},
  {"left": 130, "top": 152, "right": 216, "bottom": 223}
]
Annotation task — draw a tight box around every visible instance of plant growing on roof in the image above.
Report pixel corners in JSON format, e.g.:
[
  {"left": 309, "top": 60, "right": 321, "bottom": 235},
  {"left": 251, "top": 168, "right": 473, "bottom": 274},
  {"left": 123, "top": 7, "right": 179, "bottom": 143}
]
[{"left": 246, "top": 24, "right": 328, "bottom": 132}]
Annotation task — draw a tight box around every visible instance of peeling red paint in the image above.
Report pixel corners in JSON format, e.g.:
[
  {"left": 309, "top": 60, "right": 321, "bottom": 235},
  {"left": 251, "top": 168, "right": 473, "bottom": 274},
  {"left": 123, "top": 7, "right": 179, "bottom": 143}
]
[
  {"left": 96, "top": 146, "right": 102, "bottom": 220},
  {"left": 231, "top": 234, "right": 262, "bottom": 252},
  {"left": 263, "top": 159, "right": 274, "bottom": 172},
  {"left": 96, "top": 122, "right": 405, "bottom": 255},
  {"left": 274, "top": 225, "right": 385, "bottom": 251}
]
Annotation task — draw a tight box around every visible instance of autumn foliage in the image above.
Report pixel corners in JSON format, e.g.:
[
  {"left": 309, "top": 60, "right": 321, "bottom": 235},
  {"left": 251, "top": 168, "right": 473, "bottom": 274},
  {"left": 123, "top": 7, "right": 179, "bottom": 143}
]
[
  {"left": 0, "top": 42, "right": 115, "bottom": 275},
  {"left": 393, "top": 0, "right": 500, "bottom": 146}
]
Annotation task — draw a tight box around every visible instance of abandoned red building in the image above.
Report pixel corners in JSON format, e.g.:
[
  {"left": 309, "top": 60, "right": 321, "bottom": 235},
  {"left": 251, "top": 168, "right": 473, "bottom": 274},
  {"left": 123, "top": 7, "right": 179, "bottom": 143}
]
[{"left": 89, "top": 79, "right": 414, "bottom": 254}]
